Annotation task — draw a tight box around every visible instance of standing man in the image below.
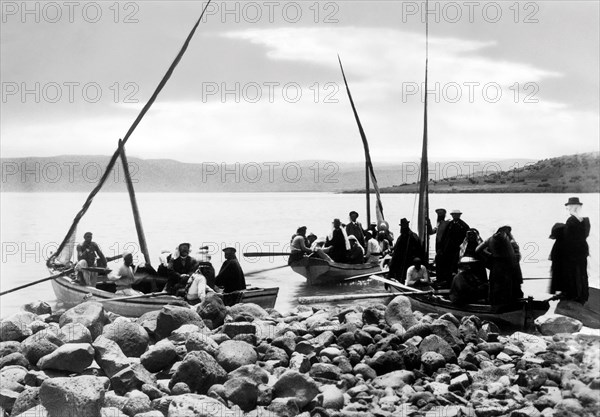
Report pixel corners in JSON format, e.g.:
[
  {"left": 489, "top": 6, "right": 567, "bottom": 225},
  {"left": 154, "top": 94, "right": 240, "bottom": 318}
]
[
  {"left": 549, "top": 197, "right": 590, "bottom": 304},
  {"left": 215, "top": 247, "right": 246, "bottom": 293},
  {"left": 438, "top": 209, "right": 469, "bottom": 286},
  {"left": 323, "top": 218, "right": 348, "bottom": 263},
  {"left": 75, "top": 231, "right": 107, "bottom": 286},
  {"left": 388, "top": 218, "right": 423, "bottom": 283},
  {"left": 364, "top": 230, "right": 381, "bottom": 264},
  {"left": 346, "top": 211, "right": 366, "bottom": 248}
]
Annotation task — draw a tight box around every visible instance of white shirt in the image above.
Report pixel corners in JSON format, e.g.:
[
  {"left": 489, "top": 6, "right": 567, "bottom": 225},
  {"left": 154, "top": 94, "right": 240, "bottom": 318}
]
[
  {"left": 365, "top": 238, "right": 380, "bottom": 263},
  {"left": 406, "top": 265, "right": 430, "bottom": 286}
]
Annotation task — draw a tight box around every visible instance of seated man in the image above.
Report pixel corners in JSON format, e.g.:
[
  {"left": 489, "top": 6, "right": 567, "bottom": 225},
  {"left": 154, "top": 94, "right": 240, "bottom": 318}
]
[
  {"left": 107, "top": 252, "right": 143, "bottom": 296},
  {"left": 321, "top": 218, "right": 348, "bottom": 263},
  {"left": 215, "top": 247, "right": 246, "bottom": 293},
  {"left": 364, "top": 230, "right": 381, "bottom": 264},
  {"left": 406, "top": 257, "right": 431, "bottom": 287},
  {"left": 74, "top": 231, "right": 107, "bottom": 286},
  {"left": 347, "top": 235, "right": 365, "bottom": 264},
  {"left": 449, "top": 257, "right": 488, "bottom": 305},
  {"left": 289, "top": 226, "right": 313, "bottom": 263},
  {"left": 183, "top": 269, "right": 215, "bottom": 305},
  {"left": 165, "top": 243, "right": 197, "bottom": 294}
]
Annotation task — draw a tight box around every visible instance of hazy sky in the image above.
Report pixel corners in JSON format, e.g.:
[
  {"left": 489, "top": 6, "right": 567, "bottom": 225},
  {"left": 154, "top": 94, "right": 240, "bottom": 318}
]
[{"left": 1, "top": 0, "right": 598, "bottom": 163}]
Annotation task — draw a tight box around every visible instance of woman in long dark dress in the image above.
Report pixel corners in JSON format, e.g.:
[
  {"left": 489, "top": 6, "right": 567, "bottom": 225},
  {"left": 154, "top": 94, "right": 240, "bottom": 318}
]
[
  {"left": 551, "top": 197, "right": 591, "bottom": 304},
  {"left": 476, "top": 226, "right": 523, "bottom": 304}
]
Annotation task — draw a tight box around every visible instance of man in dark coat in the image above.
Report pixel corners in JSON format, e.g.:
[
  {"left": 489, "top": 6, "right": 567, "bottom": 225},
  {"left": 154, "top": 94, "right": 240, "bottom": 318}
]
[
  {"left": 388, "top": 218, "right": 423, "bottom": 283},
  {"left": 437, "top": 209, "right": 469, "bottom": 286},
  {"left": 215, "top": 247, "right": 246, "bottom": 293},
  {"left": 346, "top": 211, "right": 366, "bottom": 248},
  {"left": 165, "top": 243, "right": 197, "bottom": 294},
  {"left": 450, "top": 257, "right": 488, "bottom": 305}
]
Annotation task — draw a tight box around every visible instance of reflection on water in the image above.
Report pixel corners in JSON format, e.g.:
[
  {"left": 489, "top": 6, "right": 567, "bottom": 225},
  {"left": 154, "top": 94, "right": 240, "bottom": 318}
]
[{"left": 1, "top": 192, "right": 598, "bottom": 317}]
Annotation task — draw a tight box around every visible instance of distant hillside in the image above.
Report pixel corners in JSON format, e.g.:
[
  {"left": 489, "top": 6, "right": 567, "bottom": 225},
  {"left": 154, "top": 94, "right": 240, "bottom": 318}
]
[
  {"left": 0, "top": 155, "right": 536, "bottom": 193},
  {"left": 374, "top": 152, "right": 599, "bottom": 193}
]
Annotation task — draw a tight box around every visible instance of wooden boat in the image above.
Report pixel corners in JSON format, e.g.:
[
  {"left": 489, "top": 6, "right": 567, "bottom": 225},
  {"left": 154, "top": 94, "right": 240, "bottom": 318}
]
[
  {"left": 289, "top": 256, "right": 381, "bottom": 286},
  {"left": 384, "top": 279, "right": 549, "bottom": 330},
  {"left": 51, "top": 275, "right": 278, "bottom": 317}
]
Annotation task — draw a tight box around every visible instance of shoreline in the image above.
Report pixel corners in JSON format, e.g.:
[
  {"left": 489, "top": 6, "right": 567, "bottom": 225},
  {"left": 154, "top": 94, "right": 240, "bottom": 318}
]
[{"left": 1, "top": 296, "right": 598, "bottom": 417}]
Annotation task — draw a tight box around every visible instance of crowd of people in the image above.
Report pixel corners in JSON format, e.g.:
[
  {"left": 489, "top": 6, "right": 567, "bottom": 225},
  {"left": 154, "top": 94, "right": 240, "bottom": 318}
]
[
  {"left": 71, "top": 235, "right": 247, "bottom": 305},
  {"left": 289, "top": 197, "right": 591, "bottom": 306}
]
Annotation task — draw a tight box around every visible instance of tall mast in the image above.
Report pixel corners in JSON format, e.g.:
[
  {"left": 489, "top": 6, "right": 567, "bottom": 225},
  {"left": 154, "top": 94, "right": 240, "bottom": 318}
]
[{"left": 417, "top": 0, "right": 430, "bottom": 257}]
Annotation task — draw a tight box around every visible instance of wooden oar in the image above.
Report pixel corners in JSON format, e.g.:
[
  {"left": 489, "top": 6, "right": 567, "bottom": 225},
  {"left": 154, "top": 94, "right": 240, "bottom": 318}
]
[
  {"left": 95, "top": 291, "right": 170, "bottom": 303},
  {"left": 0, "top": 268, "right": 74, "bottom": 297},
  {"left": 343, "top": 270, "right": 387, "bottom": 282},
  {"left": 245, "top": 265, "right": 288, "bottom": 275},
  {"left": 0, "top": 254, "right": 124, "bottom": 297},
  {"left": 243, "top": 252, "right": 291, "bottom": 257}
]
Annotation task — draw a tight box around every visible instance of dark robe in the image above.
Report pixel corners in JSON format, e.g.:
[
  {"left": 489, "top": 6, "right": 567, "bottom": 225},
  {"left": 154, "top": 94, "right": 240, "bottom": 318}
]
[
  {"left": 450, "top": 269, "right": 488, "bottom": 305},
  {"left": 437, "top": 219, "right": 470, "bottom": 283},
  {"left": 479, "top": 232, "right": 523, "bottom": 304},
  {"left": 215, "top": 257, "right": 246, "bottom": 293},
  {"left": 550, "top": 216, "right": 590, "bottom": 304},
  {"left": 198, "top": 262, "right": 216, "bottom": 290},
  {"left": 388, "top": 229, "right": 423, "bottom": 283},
  {"left": 325, "top": 228, "right": 348, "bottom": 263}
]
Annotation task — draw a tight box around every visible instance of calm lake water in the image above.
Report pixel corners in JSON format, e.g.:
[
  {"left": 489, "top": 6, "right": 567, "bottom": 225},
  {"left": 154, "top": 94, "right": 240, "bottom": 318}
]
[{"left": 1, "top": 192, "right": 598, "bottom": 318}]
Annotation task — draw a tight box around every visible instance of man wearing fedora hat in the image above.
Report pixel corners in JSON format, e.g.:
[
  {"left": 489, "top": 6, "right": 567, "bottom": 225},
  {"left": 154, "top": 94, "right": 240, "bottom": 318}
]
[{"left": 549, "top": 197, "right": 590, "bottom": 304}]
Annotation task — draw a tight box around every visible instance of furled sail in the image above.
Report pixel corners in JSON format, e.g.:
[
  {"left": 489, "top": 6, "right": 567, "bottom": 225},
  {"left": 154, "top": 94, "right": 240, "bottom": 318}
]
[
  {"left": 417, "top": 0, "right": 430, "bottom": 255},
  {"left": 338, "top": 56, "right": 385, "bottom": 225}
]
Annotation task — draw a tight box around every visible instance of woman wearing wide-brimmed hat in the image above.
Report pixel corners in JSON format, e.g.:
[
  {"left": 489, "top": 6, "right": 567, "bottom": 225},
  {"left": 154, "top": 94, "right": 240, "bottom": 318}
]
[{"left": 549, "top": 197, "right": 591, "bottom": 304}]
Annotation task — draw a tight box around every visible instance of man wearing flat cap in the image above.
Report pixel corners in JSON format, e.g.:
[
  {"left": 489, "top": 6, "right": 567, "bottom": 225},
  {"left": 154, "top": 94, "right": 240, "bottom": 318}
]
[{"left": 215, "top": 247, "right": 246, "bottom": 293}]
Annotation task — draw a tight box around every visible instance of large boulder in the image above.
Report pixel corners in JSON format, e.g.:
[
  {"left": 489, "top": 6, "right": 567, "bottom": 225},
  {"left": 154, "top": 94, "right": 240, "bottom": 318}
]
[
  {"left": 0, "top": 365, "right": 28, "bottom": 387},
  {"left": 21, "top": 331, "right": 63, "bottom": 366},
  {"left": 229, "top": 303, "right": 268, "bottom": 320},
  {"left": 535, "top": 314, "right": 583, "bottom": 335},
  {"left": 136, "top": 311, "right": 160, "bottom": 337},
  {"left": 0, "top": 312, "right": 38, "bottom": 342},
  {"left": 0, "top": 352, "right": 29, "bottom": 369},
  {"left": 385, "top": 296, "right": 417, "bottom": 329},
  {"left": 228, "top": 364, "right": 270, "bottom": 386},
  {"left": 185, "top": 333, "right": 219, "bottom": 357},
  {"left": 140, "top": 340, "right": 178, "bottom": 373},
  {"left": 0, "top": 341, "right": 22, "bottom": 358},
  {"left": 372, "top": 370, "right": 415, "bottom": 389},
  {"left": 57, "top": 323, "right": 93, "bottom": 344},
  {"left": 110, "top": 363, "right": 156, "bottom": 396},
  {"left": 367, "top": 351, "right": 404, "bottom": 375},
  {"left": 419, "top": 335, "right": 456, "bottom": 363},
  {"left": 11, "top": 386, "right": 40, "bottom": 416},
  {"left": 59, "top": 302, "right": 108, "bottom": 339},
  {"left": 39, "top": 375, "right": 109, "bottom": 417},
  {"left": 155, "top": 306, "right": 204, "bottom": 340},
  {"left": 102, "top": 317, "right": 150, "bottom": 357},
  {"left": 23, "top": 301, "right": 52, "bottom": 316},
  {"left": 167, "top": 394, "right": 231, "bottom": 417},
  {"left": 195, "top": 293, "right": 227, "bottom": 330},
  {"left": 272, "top": 370, "right": 319, "bottom": 409},
  {"left": 92, "top": 336, "right": 131, "bottom": 378},
  {"left": 223, "top": 377, "right": 258, "bottom": 411},
  {"left": 169, "top": 350, "right": 227, "bottom": 394},
  {"left": 216, "top": 340, "right": 257, "bottom": 372},
  {"left": 37, "top": 343, "right": 94, "bottom": 373}
]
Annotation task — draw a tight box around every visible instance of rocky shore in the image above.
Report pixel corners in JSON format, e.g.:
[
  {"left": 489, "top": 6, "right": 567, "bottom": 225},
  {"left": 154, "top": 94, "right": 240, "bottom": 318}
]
[{"left": 0, "top": 295, "right": 598, "bottom": 417}]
